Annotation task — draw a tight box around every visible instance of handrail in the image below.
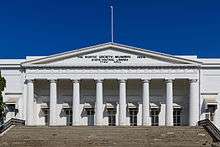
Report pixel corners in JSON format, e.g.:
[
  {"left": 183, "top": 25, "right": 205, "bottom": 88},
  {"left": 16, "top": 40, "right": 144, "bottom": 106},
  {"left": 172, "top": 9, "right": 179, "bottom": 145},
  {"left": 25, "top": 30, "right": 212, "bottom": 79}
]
[
  {"left": 198, "top": 119, "right": 220, "bottom": 142},
  {"left": 0, "top": 118, "right": 25, "bottom": 134}
]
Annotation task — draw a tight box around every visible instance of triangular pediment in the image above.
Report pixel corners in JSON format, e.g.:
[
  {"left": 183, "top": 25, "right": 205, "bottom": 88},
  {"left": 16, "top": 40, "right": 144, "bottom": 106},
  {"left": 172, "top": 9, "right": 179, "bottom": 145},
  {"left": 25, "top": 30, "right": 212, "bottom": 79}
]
[{"left": 22, "top": 43, "right": 201, "bottom": 67}]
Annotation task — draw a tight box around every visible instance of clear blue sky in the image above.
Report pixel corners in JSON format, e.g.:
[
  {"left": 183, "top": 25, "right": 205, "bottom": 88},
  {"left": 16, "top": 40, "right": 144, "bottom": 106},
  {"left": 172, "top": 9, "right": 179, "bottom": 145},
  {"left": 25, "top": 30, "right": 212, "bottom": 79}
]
[{"left": 0, "top": 0, "right": 220, "bottom": 58}]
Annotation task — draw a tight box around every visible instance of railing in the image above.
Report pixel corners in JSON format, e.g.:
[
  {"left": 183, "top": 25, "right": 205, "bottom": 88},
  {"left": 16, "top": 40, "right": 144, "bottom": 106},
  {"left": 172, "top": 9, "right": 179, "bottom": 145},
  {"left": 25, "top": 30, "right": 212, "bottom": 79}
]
[
  {"left": 0, "top": 118, "right": 25, "bottom": 134},
  {"left": 198, "top": 119, "right": 220, "bottom": 142}
]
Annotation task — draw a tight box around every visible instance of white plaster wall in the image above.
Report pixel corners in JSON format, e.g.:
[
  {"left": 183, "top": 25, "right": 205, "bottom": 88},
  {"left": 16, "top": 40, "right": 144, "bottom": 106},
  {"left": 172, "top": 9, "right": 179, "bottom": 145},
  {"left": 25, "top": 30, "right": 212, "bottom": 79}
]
[
  {"left": 1, "top": 69, "right": 22, "bottom": 93},
  {"left": 0, "top": 69, "right": 24, "bottom": 122},
  {"left": 159, "top": 104, "right": 166, "bottom": 126},
  {"left": 200, "top": 69, "right": 220, "bottom": 128}
]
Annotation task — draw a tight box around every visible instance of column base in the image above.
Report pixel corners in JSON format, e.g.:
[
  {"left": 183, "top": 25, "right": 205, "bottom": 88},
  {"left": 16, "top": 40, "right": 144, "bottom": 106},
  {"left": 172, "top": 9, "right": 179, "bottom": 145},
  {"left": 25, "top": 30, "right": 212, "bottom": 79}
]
[
  {"left": 49, "top": 123, "right": 58, "bottom": 126},
  {"left": 189, "top": 122, "right": 198, "bottom": 126},
  {"left": 72, "top": 119, "right": 80, "bottom": 126},
  {"left": 119, "top": 121, "right": 127, "bottom": 126},
  {"left": 119, "top": 124, "right": 127, "bottom": 126},
  {"left": 143, "top": 117, "right": 151, "bottom": 126},
  {"left": 72, "top": 123, "right": 80, "bottom": 126},
  {"left": 95, "top": 124, "right": 103, "bottom": 126},
  {"left": 95, "top": 118, "right": 103, "bottom": 126},
  {"left": 165, "top": 122, "right": 174, "bottom": 126}
]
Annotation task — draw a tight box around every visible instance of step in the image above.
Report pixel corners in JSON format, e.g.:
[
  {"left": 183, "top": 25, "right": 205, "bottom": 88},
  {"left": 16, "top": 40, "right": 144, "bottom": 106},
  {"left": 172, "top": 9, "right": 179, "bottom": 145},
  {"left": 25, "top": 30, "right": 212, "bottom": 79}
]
[{"left": 0, "top": 126, "right": 212, "bottom": 147}]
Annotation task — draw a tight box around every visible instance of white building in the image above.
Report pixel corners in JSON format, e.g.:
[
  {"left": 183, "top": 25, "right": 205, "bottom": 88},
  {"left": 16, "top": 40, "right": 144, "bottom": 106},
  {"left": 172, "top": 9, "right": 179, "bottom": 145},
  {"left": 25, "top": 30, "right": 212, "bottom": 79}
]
[{"left": 1, "top": 42, "right": 220, "bottom": 127}]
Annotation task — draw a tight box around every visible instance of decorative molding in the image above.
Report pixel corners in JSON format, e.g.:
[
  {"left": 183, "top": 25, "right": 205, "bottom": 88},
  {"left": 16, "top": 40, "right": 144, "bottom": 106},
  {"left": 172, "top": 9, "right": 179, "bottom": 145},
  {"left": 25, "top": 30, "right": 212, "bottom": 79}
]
[
  {"left": 142, "top": 79, "right": 150, "bottom": 83},
  {"left": 189, "top": 79, "right": 198, "bottom": 83},
  {"left": 119, "top": 79, "right": 126, "bottom": 83},
  {"left": 165, "top": 79, "right": 173, "bottom": 83},
  {"left": 95, "top": 79, "right": 103, "bottom": 83},
  {"left": 23, "top": 65, "right": 200, "bottom": 69},
  {"left": 26, "top": 79, "right": 34, "bottom": 83},
  {"left": 71, "top": 79, "right": 80, "bottom": 83},
  {"left": 49, "top": 79, "right": 57, "bottom": 83},
  {"left": 26, "top": 68, "right": 198, "bottom": 75}
]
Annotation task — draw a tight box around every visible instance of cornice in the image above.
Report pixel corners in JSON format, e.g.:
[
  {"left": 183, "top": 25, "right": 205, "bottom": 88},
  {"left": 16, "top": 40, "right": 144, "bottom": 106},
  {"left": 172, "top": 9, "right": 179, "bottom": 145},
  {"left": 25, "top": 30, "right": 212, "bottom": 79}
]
[{"left": 22, "top": 64, "right": 200, "bottom": 69}]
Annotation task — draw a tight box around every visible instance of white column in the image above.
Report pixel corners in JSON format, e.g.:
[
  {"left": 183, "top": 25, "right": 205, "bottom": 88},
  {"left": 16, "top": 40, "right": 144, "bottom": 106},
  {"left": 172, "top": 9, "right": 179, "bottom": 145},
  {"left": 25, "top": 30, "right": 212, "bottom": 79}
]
[
  {"left": 119, "top": 79, "right": 126, "bottom": 126},
  {"left": 95, "top": 79, "right": 103, "bottom": 126},
  {"left": 189, "top": 79, "right": 200, "bottom": 126},
  {"left": 142, "top": 79, "right": 151, "bottom": 126},
  {"left": 49, "top": 79, "right": 57, "bottom": 126},
  {"left": 165, "top": 79, "right": 173, "bottom": 126},
  {"left": 22, "top": 80, "right": 28, "bottom": 121},
  {"left": 26, "top": 79, "right": 34, "bottom": 125},
  {"left": 72, "top": 79, "right": 80, "bottom": 126}
]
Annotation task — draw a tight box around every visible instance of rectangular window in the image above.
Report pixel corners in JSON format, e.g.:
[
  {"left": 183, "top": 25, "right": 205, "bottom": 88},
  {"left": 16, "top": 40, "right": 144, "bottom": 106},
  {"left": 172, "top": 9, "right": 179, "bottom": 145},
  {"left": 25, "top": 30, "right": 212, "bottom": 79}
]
[
  {"left": 7, "top": 104, "right": 15, "bottom": 112},
  {"left": 129, "top": 108, "right": 138, "bottom": 126},
  {"left": 65, "top": 109, "right": 72, "bottom": 126},
  {"left": 173, "top": 108, "right": 181, "bottom": 126},
  {"left": 43, "top": 108, "right": 49, "bottom": 126},
  {"left": 86, "top": 108, "right": 95, "bottom": 126},
  {"left": 151, "top": 108, "right": 159, "bottom": 126},
  {"left": 107, "top": 109, "right": 116, "bottom": 126},
  {"left": 206, "top": 105, "right": 216, "bottom": 121}
]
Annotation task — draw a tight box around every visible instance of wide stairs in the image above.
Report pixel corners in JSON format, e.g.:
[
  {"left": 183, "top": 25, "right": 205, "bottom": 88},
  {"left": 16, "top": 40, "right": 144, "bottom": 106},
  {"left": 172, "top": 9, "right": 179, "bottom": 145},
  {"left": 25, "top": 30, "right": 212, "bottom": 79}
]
[{"left": 0, "top": 126, "right": 212, "bottom": 147}]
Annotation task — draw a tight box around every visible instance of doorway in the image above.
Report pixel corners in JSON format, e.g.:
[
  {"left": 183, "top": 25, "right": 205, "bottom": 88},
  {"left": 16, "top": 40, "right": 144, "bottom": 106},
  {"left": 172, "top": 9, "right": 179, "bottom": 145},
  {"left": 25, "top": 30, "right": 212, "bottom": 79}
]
[
  {"left": 107, "top": 108, "right": 116, "bottom": 126},
  {"left": 173, "top": 108, "right": 182, "bottom": 126},
  {"left": 129, "top": 108, "right": 138, "bottom": 126},
  {"left": 86, "top": 108, "right": 95, "bottom": 126},
  {"left": 65, "top": 109, "right": 72, "bottom": 126},
  {"left": 43, "top": 108, "right": 49, "bottom": 126},
  {"left": 151, "top": 108, "right": 159, "bottom": 126}
]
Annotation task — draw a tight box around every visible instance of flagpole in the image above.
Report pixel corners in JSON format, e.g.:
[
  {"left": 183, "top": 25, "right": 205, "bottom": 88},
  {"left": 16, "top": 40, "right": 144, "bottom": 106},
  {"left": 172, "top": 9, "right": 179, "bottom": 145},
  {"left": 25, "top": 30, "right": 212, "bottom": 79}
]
[{"left": 110, "top": 6, "right": 114, "bottom": 43}]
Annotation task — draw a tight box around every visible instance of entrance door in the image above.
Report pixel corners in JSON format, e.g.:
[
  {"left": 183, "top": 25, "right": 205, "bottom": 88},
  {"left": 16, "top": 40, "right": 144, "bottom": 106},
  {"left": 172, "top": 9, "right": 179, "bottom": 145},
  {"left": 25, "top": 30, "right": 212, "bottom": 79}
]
[
  {"left": 173, "top": 108, "right": 181, "bottom": 126},
  {"left": 107, "top": 109, "right": 116, "bottom": 126},
  {"left": 66, "top": 109, "right": 72, "bottom": 126},
  {"left": 86, "top": 108, "right": 95, "bottom": 126},
  {"left": 129, "top": 108, "right": 138, "bottom": 126},
  {"left": 43, "top": 109, "right": 49, "bottom": 126},
  {"left": 151, "top": 108, "right": 159, "bottom": 126}
]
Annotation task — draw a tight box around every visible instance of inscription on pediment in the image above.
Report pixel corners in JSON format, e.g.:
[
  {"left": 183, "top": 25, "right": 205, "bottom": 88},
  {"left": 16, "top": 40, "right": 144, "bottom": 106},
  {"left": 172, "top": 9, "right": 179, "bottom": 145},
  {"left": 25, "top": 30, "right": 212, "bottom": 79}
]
[
  {"left": 33, "top": 48, "right": 191, "bottom": 66},
  {"left": 76, "top": 55, "right": 146, "bottom": 64}
]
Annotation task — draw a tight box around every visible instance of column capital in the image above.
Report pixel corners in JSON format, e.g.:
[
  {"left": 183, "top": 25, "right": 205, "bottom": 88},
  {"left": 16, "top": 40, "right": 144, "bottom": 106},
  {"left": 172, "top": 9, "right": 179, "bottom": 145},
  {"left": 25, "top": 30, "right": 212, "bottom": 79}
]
[
  {"left": 72, "top": 79, "right": 80, "bottom": 83},
  {"left": 49, "top": 79, "right": 57, "bottom": 83},
  {"left": 26, "top": 79, "right": 34, "bottom": 83},
  {"left": 119, "top": 79, "right": 126, "bottom": 83},
  {"left": 95, "top": 79, "right": 103, "bottom": 83},
  {"left": 142, "top": 79, "right": 150, "bottom": 83},
  {"left": 189, "top": 79, "right": 198, "bottom": 83},
  {"left": 165, "top": 79, "right": 174, "bottom": 83}
]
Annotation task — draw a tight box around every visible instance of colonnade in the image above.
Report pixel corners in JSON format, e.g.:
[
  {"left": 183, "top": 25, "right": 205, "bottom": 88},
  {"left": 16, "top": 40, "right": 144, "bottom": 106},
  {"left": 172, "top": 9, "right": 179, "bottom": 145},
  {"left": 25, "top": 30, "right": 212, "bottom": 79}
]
[{"left": 25, "top": 78, "right": 200, "bottom": 126}]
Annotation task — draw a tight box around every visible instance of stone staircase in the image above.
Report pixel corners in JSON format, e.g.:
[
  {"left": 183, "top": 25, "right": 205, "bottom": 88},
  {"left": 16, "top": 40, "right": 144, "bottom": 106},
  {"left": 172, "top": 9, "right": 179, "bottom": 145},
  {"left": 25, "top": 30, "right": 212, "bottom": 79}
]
[{"left": 0, "top": 126, "right": 212, "bottom": 147}]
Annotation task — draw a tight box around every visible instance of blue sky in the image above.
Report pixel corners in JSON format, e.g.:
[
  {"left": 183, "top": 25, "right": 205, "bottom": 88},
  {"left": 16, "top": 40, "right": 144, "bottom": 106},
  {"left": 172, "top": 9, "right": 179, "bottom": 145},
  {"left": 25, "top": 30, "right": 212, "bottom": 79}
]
[{"left": 0, "top": 0, "right": 220, "bottom": 58}]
